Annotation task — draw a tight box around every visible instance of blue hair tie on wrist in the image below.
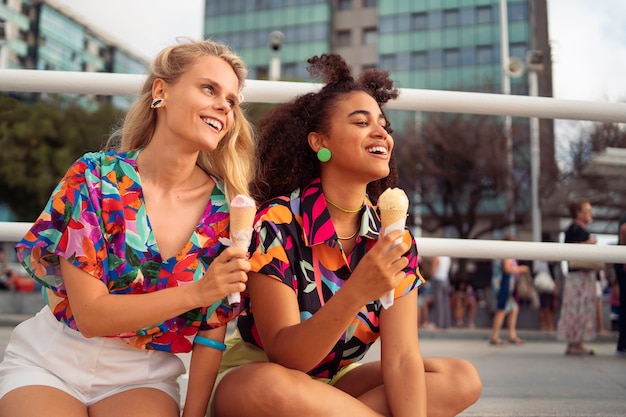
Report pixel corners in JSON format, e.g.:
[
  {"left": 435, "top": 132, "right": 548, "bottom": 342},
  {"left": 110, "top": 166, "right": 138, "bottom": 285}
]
[{"left": 193, "top": 335, "right": 227, "bottom": 351}]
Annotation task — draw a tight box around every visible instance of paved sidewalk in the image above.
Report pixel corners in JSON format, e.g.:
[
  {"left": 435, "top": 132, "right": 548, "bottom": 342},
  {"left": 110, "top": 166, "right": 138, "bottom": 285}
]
[{"left": 1, "top": 318, "right": 624, "bottom": 416}]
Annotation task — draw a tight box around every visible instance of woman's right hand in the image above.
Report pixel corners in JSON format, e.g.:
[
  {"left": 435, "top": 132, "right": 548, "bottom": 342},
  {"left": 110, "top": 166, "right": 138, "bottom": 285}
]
[
  {"left": 347, "top": 229, "right": 409, "bottom": 303},
  {"left": 194, "top": 246, "right": 250, "bottom": 307}
]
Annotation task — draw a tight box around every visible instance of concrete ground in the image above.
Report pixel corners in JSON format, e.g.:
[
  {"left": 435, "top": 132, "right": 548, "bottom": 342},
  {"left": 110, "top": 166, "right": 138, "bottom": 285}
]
[{"left": 1, "top": 314, "right": 624, "bottom": 416}]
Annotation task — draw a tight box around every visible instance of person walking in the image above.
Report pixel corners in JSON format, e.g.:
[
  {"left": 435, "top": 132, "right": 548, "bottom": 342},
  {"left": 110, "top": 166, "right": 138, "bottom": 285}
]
[
  {"left": 489, "top": 236, "right": 528, "bottom": 345},
  {"left": 557, "top": 198, "right": 599, "bottom": 356}
]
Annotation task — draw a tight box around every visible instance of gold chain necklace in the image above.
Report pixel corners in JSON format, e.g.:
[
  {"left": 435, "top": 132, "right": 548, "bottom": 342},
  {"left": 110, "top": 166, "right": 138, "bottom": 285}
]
[
  {"left": 325, "top": 197, "right": 364, "bottom": 213},
  {"left": 336, "top": 227, "right": 359, "bottom": 240}
]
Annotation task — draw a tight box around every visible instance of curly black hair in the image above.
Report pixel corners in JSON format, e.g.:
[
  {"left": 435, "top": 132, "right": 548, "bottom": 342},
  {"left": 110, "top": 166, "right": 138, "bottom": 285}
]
[{"left": 251, "top": 53, "right": 400, "bottom": 204}]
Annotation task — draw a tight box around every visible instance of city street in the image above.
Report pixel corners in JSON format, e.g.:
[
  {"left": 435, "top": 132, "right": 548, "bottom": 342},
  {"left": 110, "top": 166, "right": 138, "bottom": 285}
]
[{"left": 1, "top": 320, "right": 624, "bottom": 416}]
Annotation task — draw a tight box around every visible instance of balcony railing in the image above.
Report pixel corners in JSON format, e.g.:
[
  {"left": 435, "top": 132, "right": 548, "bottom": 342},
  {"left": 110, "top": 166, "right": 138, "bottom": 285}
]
[{"left": 1, "top": 69, "right": 626, "bottom": 264}]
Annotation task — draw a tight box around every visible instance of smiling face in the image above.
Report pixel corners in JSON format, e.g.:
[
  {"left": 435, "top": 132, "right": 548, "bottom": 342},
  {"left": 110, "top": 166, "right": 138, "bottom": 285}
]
[
  {"left": 153, "top": 54, "right": 241, "bottom": 152},
  {"left": 314, "top": 91, "right": 393, "bottom": 184}
]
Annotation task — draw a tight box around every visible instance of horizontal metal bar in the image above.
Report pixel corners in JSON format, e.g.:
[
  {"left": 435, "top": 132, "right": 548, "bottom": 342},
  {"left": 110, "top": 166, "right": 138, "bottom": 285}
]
[
  {"left": 2, "top": 222, "right": 624, "bottom": 263},
  {"left": 415, "top": 237, "right": 626, "bottom": 263},
  {"left": 1, "top": 69, "right": 626, "bottom": 123}
]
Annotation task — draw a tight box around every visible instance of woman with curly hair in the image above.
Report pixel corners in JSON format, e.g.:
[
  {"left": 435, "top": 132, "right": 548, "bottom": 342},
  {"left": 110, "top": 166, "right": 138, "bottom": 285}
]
[{"left": 210, "top": 54, "right": 481, "bottom": 417}]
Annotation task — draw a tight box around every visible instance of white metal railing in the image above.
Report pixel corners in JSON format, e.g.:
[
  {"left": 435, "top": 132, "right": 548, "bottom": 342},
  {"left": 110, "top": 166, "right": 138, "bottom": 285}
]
[
  {"left": 1, "top": 69, "right": 626, "bottom": 122},
  {"left": 0, "top": 221, "right": 624, "bottom": 263},
  {"left": 1, "top": 69, "right": 626, "bottom": 264}
]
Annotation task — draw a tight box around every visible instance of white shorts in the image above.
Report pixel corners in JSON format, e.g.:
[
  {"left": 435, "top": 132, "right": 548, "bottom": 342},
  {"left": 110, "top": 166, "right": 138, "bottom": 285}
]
[{"left": 0, "top": 307, "right": 186, "bottom": 407}]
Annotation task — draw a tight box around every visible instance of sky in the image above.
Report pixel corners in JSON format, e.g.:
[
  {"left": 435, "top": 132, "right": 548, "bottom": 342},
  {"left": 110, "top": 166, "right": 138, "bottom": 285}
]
[{"left": 52, "top": 0, "right": 626, "bottom": 104}]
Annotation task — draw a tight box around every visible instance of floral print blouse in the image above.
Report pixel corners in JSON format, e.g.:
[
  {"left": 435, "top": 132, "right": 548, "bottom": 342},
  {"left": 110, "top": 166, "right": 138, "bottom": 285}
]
[
  {"left": 15, "top": 150, "right": 238, "bottom": 353},
  {"left": 238, "top": 178, "right": 423, "bottom": 379}
]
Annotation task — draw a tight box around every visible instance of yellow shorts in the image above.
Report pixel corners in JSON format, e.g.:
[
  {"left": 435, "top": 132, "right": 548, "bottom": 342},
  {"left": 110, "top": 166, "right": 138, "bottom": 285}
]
[{"left": 208, "top": 329, "right": 360, "bottom": 416}]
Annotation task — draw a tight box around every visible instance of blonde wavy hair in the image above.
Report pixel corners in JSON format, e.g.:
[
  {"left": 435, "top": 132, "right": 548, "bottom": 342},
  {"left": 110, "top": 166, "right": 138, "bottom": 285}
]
[{"left": 107, "top": 39, "right": 255, "bottom": 203}]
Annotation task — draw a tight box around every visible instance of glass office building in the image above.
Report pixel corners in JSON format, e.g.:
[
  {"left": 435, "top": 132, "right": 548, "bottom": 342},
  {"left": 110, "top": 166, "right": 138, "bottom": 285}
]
[
  {"left": 1, "top": 0, "right": 147, "bottom": 106},
  {"left": 204, "top": 0, "right": 332, "bottom": 80},
  {"left": 203, "top": 1, "right": 551, "bottom": 91}
]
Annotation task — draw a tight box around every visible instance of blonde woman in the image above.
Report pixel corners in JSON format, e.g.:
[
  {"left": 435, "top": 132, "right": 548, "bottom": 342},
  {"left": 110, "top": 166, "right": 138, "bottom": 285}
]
[{"left": 0, "top": 40, "right": 254, "bottom": 417}]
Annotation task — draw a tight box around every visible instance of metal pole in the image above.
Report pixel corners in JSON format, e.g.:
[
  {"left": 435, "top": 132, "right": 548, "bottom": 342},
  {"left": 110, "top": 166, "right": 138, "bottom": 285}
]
[
  {"left": 268, "top": 31, "right": 284, "bottom": 82},
  {"left": 269, "top": 55, "right": 281, "bottom": 81},
  {"left": 529, "top": 69, "right": 541, "bottom": 242},
  {"left": 500, "top": 0, "right": 515, "bottom": 236}
]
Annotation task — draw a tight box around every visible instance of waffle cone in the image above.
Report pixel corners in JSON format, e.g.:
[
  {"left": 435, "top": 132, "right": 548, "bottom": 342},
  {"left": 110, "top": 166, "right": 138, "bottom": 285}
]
[
  {"left": 230, "top": 206, "right": 256, "bottom": 233},
  {"left": 380, "top": 209, "right": 407, "bottom": 230}
]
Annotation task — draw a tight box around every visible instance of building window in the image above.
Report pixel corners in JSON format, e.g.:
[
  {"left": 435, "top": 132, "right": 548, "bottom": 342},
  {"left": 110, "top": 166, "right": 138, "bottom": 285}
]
[
  {"left": 444, "top": 9, "right": 459, "bottom": 27},
  {"left": 255, "top": 65, "right": 268, "bottom": 80},
  {"left": 429, "top": 50, "right": 443, "bottom": 68},
  {"left": 282, "top": 63, "right": 298, "bottom": 80},
  {"left": 411, "top": 51, "right": 427, "bottom": 70},
  {"left": 254, "top": 0, "right": 269, "bottom": 10},
  {"left": 363, "top": 27, "right": 377, "bottom": 45},
  {"left": 476, "top": 45, "right": 494, "bottom": 64},
  {"left": 411, "top": 12, "right": 427, "bottom": 30},
  {"left": 510, "top": 42, "right": 527, "bottom": 60},
  {"left": 362, "top": 0, "right": 376, "bottom": 7},
  {"left": 460, "top": 7, "right": 474, "bottom": 26},
  {"left": 476, "top": 5, "right": 493, "bottom": 24},
  {"left": 362, "top": 64, "right": 377, "bottom": 73},
  {"left": 337, "top": 29, "right": 351, "bottom": 47},
  {"left": 380, "top": 54, "right": 396, "bottom": 71},
  {"left": 460, "top": 48, "right": 474, "bottom": 66},
  {"left": 379, "top": 16, "right": 394, "bottom": 33},
  {"left": 444, "top": 48, "right": 460, "bottom": 67},
  {"left": 338, "top": 0, "right": 351, "bottom": 11},
  {"left": 509, "top": 2, "right": 528, "bottom": 21}
]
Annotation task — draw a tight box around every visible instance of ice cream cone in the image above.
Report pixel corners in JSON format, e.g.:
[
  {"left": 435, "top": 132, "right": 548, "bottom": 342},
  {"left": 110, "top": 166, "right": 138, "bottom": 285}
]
[
  {"left": 380, "top": 209, "right": 408, "bottom": 232},
  {"left": 377, "top": 188, "right": 409, "bottom": 309},
  {"left": 229, "top": 204, "right": 256, "bottom": 249},
  {"left": 227, "top": 194, "right": 256, "bottom": 304}
]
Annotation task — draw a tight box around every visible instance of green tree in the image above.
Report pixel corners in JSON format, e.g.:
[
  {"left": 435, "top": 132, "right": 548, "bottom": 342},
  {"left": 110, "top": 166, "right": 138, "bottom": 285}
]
[
  {"left": 546, "top": 122, "right": 626, "bottom": 226},
  {"left": 0, "top": 94, "right": 121, "bottom": 221},
  {"left": 394, "top": 114, "right": 526, "bottom": 240}
]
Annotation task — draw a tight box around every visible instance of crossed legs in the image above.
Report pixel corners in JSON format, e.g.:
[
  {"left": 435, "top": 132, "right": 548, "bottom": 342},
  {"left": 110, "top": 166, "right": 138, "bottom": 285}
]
[{"left": 212, "top": 357, "right": 481, "bottom": 417}]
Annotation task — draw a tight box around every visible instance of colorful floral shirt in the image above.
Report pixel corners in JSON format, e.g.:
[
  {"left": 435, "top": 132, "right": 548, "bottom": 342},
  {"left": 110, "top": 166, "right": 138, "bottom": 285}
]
[
  {"left": 15, "top": 150, "right": 238, "bottom": 353},
  {"left": 239, "top": 178, "right": 423, "bottom": 379}
]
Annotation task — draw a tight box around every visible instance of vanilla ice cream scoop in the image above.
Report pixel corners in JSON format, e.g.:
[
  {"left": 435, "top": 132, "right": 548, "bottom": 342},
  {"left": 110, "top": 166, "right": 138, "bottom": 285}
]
[{"left": 378, "top": 187, "right": 409, "bottom": 228}]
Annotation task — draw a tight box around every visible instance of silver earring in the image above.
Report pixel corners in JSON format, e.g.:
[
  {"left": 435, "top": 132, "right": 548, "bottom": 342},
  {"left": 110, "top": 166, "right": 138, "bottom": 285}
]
[{"left": 150, "top": 98, "right": 164, "bottom": 109}]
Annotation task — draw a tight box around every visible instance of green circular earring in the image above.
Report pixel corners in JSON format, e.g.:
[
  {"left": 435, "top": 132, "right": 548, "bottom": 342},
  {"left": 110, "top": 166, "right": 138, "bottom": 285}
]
[{"left": 317, "top": 147, "right": 331, "bottom": 162}]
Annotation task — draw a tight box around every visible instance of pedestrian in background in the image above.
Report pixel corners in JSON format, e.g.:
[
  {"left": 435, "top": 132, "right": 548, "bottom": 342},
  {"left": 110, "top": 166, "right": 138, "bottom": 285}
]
[
  {"left": 431, "top": 255, "right": 452, "bottom": 329},
  {"left": 0, "top": 247, "right": 14, "bottom": 291},
  {"left": 615, "top": 212, "right": 626, "bottom": 357},
  {"left": 451, "top": 279, "right": 477, "bottom": 328},
  {"left": 557, "top": 198, "right": 598, "bottom": 356},
  {"left": 417, "top": 257, "right": 436, "bottom": 329},
  {"left": 489, "top": 236, "right": 528, "bottom": 345},
  {"left": 534, "top": 260, "right": 557, "bottom": 332}
]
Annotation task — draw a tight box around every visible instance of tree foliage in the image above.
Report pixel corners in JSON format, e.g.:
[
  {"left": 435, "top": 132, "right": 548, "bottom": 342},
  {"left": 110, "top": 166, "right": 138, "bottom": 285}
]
[
  {"left": 394, "top": 114, "right": 528, "bottom": 239},
  {"left": 547, "top": 122, "right": 626, "bottom": 225},
  {"left": 0, "top": 93, "right": 121, "bottom": 221}
]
